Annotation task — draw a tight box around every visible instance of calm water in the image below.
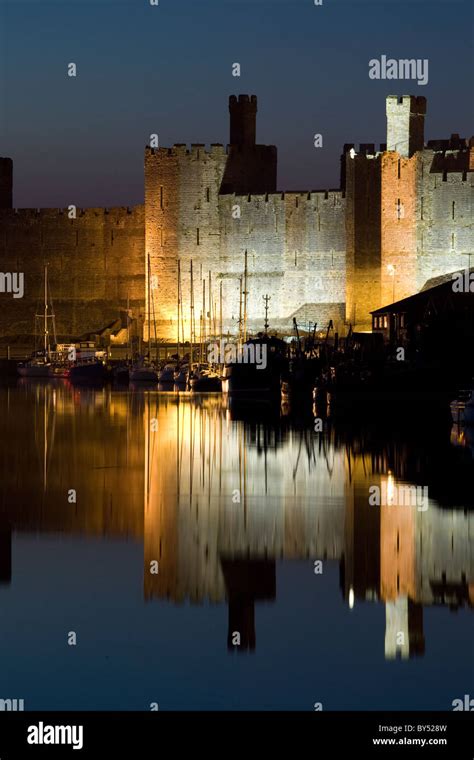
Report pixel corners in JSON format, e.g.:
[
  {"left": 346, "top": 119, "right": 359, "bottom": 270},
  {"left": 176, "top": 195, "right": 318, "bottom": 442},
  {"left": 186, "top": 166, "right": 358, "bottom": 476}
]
[{"left": 0, "top": 381, "right": 472, "bottom": 710}]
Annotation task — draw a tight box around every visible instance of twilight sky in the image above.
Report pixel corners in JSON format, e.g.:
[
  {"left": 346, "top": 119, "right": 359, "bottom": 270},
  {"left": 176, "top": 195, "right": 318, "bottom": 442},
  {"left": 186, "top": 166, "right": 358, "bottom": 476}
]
[{"left": 0, "top": 0, "right": 472, "bottom": 208}]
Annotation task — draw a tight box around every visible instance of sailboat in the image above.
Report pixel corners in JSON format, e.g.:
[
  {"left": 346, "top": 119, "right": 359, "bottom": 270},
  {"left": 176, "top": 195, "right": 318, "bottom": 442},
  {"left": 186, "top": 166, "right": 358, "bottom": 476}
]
[
  {"left": 17, "top": 265, "right": 56, "bottom": 377},
  {"left": 130, "top": 255, "right": 158, "bottom": 383}
]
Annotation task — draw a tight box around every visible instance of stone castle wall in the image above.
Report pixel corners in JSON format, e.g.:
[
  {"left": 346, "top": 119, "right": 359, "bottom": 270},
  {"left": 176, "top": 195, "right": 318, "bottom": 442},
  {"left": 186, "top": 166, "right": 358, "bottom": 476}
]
[
  {"left": 0, "top": 206, "right": 145, "bottom": 339},
  {"left": 145, "top": 142, "right": 346, "bottom": 341},
  {"left": 345, "top": 149, "right": 382, "bottom": 329},
  {"left": 0, "top": 96, "right": 472, "bottom": 342},
  {"left": 416, "top": 151, "right": 473, "bottom": 291}
]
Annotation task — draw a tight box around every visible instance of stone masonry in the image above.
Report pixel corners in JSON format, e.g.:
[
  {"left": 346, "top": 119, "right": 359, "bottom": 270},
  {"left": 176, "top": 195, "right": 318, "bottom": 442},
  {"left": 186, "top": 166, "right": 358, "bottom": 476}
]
[{"left": 0, "top": 94, "right": 472, "bottom": 341}]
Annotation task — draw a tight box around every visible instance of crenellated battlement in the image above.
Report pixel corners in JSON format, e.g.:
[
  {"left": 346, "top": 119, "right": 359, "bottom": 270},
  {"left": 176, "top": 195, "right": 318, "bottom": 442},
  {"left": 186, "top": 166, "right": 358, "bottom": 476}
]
[
  {"left": 219, "top": 190, "right": 345, "bottom": 204},
  {"left": 146, "top": 143, "right": 228, "bottom": 158},
  {"left": 0, "top": 205, "right": 144, "bottom": 219},
  {"left": 343, "top": 143, "right": 387, "bottom": 156},
  {"left": 386, "top": 94, "right": 427, "bottom": 113},
  {"left": 229, "top": 94, "right": 257, "bottom": 106},
  {"left": 1, "top": 92, "right": 470, "bottom": 345}
]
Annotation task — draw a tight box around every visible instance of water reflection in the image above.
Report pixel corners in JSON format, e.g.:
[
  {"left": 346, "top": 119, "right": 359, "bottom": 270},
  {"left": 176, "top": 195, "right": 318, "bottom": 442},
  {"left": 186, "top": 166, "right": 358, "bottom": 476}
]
[{"left": 0, "top": 381, "right": 472, "bottom": 665}]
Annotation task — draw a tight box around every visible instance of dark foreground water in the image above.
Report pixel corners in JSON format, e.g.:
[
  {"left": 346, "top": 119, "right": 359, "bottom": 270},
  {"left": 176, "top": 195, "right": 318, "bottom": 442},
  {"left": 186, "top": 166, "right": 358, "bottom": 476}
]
[{"left": 0, "top": 381, "right": 472, "bottom": 710}]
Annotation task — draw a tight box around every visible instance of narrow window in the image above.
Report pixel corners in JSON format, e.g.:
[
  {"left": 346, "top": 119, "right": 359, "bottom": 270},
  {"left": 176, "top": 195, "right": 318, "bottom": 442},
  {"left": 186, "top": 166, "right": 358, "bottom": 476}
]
[
  {"left": 160, "top": 186, "right": 163, "bottom": 210},
  {"left": 452, "top": 201, "right": 455, "bottom": 220},
  {"left": 420, "top": 196, "right": 424, "bottom": 220},
  {"left": 197, "top": 228, "right": 200, "bottom": 246},
  {"left": 451, "top": 233, "right": 455, "bottom": 250},
  {"left": 206, "top": 187, "right": 210, "bottom": 202},
  {"left": 397, "top": 159, "right": 401, "bottom": 179}
]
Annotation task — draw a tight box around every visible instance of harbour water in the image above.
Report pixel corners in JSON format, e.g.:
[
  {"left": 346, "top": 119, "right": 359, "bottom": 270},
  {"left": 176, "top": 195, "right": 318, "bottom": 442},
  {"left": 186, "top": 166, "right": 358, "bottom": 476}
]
[{"left": 0, "top": 381, "right": 471, "bottom": 710}]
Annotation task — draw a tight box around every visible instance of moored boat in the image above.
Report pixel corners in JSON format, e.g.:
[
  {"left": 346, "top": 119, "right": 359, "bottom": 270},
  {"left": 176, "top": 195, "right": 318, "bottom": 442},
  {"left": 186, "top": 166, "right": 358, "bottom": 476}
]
[
  {"left": 129, "top": 363, "right": 158, "bottom": 382},
  {"left": 450, "top": 389, "right": 474, "bottom": 425},
  {"left": 221, "top": 335, "right": 288, "bottom": 396},
  {"left": 189, "top": 366, "right": 222, "bottom": 392},
  {"left": 69, "top": 359, "right": 107, "bottom": 382},
  {"left": 17, "top": 357, "right": 51, "bottom": 378},
  {"left": 158, "top": 363, "right": 177, "bottom": 383}
]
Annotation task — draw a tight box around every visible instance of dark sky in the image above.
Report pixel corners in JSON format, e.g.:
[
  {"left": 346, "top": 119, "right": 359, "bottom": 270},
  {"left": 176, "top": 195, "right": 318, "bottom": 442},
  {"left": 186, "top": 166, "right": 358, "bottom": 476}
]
[{"left": 0, "top": 0, "right": 472, "bottom": 208}]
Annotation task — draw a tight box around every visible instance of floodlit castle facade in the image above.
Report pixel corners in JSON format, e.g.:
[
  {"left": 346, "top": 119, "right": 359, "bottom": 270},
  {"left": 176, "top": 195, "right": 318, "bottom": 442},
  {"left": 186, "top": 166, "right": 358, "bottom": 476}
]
[{"left": 0, "top": 94, "right": 472, "bottom": 341}]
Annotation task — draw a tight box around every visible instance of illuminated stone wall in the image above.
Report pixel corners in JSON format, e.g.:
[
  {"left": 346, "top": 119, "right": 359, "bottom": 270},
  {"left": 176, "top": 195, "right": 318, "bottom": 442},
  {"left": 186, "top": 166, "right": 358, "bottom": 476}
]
[
  {"left": 1, "top": 95, "right": 472, "bottom": 342},
  {"left": 0, "top": 206, "right": 145, "bottom": 339},
  {"left": 345, "top": 150, "right": 382, "bottom": 330}
]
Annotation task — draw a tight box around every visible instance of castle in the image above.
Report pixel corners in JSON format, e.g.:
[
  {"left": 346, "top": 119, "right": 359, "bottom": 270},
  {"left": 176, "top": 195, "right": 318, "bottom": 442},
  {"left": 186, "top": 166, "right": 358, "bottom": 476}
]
[{"left": 0, "top": 94, "right": 472, "bottom": 342}]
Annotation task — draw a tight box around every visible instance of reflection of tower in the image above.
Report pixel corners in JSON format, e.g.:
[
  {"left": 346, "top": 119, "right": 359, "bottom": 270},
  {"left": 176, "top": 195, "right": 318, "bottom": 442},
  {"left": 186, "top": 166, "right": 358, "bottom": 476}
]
[
  {"left": 342, "top": 449, "right": 381, "bottom": 602},
  {"left": 221, "top": 558, "right": 276, "bottom": 652},
  {"left": 380, "top": 475, "right": 425, "bottom": 658},
  {"left": 385, "top": 597, "right": 424, "bottom": 659}
]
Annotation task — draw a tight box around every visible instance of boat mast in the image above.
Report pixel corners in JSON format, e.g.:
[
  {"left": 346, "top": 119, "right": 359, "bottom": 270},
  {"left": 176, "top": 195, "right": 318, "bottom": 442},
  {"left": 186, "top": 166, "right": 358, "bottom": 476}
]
[
  {"left": 147, "top": 254, "right": 151, "bottom": 361},
  {"left": 126, "top": 291, "right": 131, "bottom": 360},
  {"left": 208, "top": 271, "right": 212, "bottom": 341},
  {"left": 243, "top": 249, "right": 248, "bottom": 343},
  {"left": 238, "top": 276, "right": 243, "bottom": 348},
  {"left": 177, "top": 259, "right": 181, "bottom": 360},
  {"left": 190, "top": 260, "right": 194, "bottom": 367},
  {"left": 219, "top": 280, "right": 223, "bottom": 343},
  {"left": 150, "top": 259, "right": 158, "bottom": 364},
  {"left": 44, "top": 264, "right": 49, "bottom": 359},
  {"left": 201, "top": 279, "right": 206, "bottom": 363}
]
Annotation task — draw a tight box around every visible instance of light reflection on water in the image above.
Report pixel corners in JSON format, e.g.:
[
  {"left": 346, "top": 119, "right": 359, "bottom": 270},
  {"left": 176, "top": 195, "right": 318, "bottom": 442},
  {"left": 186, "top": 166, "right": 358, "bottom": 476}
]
[{"left": 0, "top": 381, "right": 472, "bottom": 710}]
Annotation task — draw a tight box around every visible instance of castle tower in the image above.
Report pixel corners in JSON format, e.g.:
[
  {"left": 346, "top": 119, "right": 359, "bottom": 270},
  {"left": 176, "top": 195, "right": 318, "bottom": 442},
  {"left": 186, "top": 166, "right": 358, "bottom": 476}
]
[
  {"left": 229, "top": 94, "right": 257, "bottom": 146},
  {"left": 386, "top": 95, "right": 427, "bottom": 157},
  {"left": 0, "top": 158, "right": 13, "bottom": 208},
  {"left": 220, "top": 94, "right": 277, "bottom": 194}
]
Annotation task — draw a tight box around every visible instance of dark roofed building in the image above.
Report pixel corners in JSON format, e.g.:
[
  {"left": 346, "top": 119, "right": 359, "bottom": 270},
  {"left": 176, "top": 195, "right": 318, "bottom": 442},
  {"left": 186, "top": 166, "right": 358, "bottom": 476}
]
[{"left": 371, "top": 270, "right": 474, "bottom": 371}]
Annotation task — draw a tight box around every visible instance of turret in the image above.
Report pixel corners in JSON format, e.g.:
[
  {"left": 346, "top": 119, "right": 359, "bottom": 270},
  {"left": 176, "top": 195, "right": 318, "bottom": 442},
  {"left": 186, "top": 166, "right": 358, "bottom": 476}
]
[
  {"left": 386, "top": 95, "right": 426, "bottom": 157},
  {"left": 229, "top": 94, "right": 257, "bottom": 147}
]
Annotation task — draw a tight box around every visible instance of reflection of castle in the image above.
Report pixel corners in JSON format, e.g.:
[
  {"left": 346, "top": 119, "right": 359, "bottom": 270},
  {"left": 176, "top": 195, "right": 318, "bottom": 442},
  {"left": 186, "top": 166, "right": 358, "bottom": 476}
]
[
  {"left": 142, "top": 396, "right": 474, "bottom": 657},
  {"left": 0, "top": 384, "right": 472, "bottom": 657}
]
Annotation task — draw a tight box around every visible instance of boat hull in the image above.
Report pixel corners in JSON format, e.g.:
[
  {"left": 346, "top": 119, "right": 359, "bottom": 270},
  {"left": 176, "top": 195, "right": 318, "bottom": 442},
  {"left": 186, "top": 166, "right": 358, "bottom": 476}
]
[
  {"left": 129, "top": 368, "right": 158, "bottom": 382},
  {"left": 17, "top": 364, "right": 51, "bottom": 378},
  {"left": 69, "top": 363, "right": 107, "bottom": 382}
]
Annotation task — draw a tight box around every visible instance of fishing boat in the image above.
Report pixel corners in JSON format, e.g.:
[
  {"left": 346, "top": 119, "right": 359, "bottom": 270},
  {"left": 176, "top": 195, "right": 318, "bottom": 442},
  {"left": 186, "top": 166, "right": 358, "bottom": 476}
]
[
  {"left": 189, "top": 364, "right": 222, "bottom": 392},
  {"left": 17, "top": 355, "right": 52, "bottom": 378},
  {"left": 69, "top": 358, "right": 108, "bottom": 382},
  {"left": 221, "top": 336, "right": 288, "bottom": 396}
]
